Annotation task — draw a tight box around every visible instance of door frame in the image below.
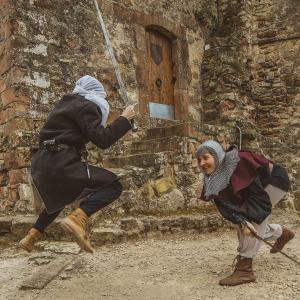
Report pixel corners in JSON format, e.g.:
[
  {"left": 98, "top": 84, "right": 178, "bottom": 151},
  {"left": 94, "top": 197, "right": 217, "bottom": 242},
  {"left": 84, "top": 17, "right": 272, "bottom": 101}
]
[{"left": 134, "top": 17, "right": 189, "bottom": 121}]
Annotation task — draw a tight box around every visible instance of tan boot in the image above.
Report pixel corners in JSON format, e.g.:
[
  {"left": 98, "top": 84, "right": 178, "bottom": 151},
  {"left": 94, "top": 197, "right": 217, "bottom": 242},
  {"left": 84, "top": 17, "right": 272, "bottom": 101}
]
[
  {"left": 219, "top": 256, "right": 256, "bottom": 286},
  {"left": 19, "top": 228, "right": 42, "bottom": 252},
  {"left": 60, "top": 208, "right": 94, "bottom": 253},
  {"left": 270, "top": 227, "right": 295, "bottom": 254}
]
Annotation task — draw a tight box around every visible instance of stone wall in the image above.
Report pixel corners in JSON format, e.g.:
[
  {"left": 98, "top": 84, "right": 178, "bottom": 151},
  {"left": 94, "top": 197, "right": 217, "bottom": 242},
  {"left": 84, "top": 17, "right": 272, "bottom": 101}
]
[
  {"left": 251, "top": 0, "right": 300, "bottom": 208},
  {"left": 201, "top": 0, "right": 300, "bottom": 209},
  {"left": 0, "top": 0, "right": 299, "bottom": 215},
  {"left": 201, "top": 0, "right": 255, "bottom": 130},
  {"left": 0, "top": 0, "right": 207, "bottom": 213}
]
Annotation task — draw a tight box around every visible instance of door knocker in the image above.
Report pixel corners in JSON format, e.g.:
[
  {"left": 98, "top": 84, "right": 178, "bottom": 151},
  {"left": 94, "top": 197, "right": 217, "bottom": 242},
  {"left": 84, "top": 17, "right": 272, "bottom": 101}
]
[{"left": 155, "top": 78, "right": 162, "bottom": 88}]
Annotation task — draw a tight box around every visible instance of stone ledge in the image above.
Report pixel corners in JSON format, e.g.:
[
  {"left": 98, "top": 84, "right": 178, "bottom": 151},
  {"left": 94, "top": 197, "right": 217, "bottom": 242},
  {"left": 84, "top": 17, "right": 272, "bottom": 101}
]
[
  {"left": 0, "top": 213, "right": 228, "bottom": 246},
  {"left": 90, "top": 214, "right": 228, "bottom": 246}
]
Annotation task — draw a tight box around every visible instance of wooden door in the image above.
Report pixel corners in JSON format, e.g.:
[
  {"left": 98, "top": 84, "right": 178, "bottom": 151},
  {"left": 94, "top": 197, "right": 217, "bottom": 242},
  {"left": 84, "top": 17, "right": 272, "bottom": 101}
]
[{"left": 146, "top": 28, "right": 175, "bottom": 117}]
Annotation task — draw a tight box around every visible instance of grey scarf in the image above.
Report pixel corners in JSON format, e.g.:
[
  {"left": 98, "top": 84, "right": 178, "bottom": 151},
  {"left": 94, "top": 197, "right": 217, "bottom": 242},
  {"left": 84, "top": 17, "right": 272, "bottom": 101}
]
[
  {"left": 73, "top": 75, "right": 109, "bottom": 126},
  {"left": 197, "top": 140, "right": 240, "bottom": 198}
]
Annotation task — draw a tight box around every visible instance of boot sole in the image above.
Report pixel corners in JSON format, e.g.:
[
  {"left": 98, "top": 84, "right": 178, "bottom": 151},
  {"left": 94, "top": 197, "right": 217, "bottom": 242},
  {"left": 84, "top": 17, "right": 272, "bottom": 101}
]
[
  {"left": 18, "top": 241, "right": 32, "bottom": 252},
  {"left": 60, "top": 218, "right": 94, "bottom": 253},
  {"left": 219, "top": 278, "right": 256, "bottom": 286}
]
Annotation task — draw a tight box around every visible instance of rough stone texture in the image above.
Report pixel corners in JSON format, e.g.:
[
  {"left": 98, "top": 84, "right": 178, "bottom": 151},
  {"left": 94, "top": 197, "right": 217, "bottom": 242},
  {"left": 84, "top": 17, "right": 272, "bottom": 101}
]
[
  {"left": 201, "top": 0, "right": 300, "bottom": 209},
  {"left": 20, "top": 256, "right": 74, "bottom": 290},
  {"left": 0, "top": 0, "right": 206, "bottom": 214},
  {"left": 0, "top": 0, "right": 298, "bottom": 228},
  {"left": 250, "top": 0, "right": 300, "bottom": 209}
]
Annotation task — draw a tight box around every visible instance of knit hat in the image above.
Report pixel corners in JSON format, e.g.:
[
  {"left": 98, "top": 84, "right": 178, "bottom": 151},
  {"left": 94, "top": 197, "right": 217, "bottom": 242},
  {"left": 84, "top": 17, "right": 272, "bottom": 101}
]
[{"left": 197, "top": 140, "right": 240, "bottom": 198}]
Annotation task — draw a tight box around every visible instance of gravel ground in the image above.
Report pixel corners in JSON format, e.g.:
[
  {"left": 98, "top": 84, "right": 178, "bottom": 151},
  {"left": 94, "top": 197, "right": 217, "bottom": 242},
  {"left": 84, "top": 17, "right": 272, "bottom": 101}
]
[{"left": 0, "top": 210, "right": 299, "bottom": 300}]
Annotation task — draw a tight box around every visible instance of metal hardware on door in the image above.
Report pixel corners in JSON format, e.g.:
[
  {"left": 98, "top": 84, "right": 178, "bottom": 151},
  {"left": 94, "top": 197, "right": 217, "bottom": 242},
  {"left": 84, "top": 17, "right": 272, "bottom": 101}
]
[{"left": 155, "top": 78, "right": 162, "bottom": 88}]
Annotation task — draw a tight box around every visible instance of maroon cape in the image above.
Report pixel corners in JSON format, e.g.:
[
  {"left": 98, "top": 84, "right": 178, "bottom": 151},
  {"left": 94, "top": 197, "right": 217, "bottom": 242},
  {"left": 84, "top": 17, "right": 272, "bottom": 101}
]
[{"left": 201, "top": 150, "right": 270, "bottom": 201}]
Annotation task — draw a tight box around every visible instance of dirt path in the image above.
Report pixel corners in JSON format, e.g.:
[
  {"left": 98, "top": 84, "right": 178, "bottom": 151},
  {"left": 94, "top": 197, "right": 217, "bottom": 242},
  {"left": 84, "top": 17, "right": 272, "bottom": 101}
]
[{"left": 1, "top": 211, "right": 300, "bottom": 300}]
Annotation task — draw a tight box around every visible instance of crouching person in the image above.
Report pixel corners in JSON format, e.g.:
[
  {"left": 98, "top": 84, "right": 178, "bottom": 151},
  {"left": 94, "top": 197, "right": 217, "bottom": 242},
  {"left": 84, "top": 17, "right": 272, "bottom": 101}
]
[
  {"left": 197, "top": 140, "right": 295, "bottom": 286},
  {"left": 19, "top": 75, "right": 135, "bottom": 253}
]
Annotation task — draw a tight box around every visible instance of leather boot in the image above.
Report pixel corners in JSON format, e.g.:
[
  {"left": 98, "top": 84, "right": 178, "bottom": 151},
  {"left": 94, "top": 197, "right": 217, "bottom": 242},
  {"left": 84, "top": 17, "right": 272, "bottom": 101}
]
[
  {"left": 60, "top": 208, "right": 94, "bottom": 253},
  {"left": 19, "top": 228, "right": 42, "bottom": 252},
  {"left": 270, "top": 227, "right": 295, "bottom": 253},
  {"left": 219, "top": 256, "right": 256, "bottom": 286}
]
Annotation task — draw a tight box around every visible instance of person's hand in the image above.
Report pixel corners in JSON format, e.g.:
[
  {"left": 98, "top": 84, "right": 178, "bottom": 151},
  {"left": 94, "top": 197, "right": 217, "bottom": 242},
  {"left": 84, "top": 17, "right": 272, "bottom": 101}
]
[
  {"left": 242, "top": 221, "right": 257, "bottom": 236},
  {"left": 121, "top": 105, "right": 136, "bottom": 121}
]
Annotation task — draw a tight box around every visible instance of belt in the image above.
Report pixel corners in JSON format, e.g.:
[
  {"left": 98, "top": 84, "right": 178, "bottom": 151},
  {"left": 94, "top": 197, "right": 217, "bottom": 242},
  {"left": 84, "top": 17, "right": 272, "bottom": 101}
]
[{"left": 40, "top": 139, "right": 87, "bottom": 159}]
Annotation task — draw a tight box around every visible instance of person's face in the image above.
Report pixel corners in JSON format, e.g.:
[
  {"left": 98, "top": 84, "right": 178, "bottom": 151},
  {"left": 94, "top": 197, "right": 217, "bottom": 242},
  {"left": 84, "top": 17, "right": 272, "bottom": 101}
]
[{"left": 198, "top": 152, "right": 216, "bottom": 175}]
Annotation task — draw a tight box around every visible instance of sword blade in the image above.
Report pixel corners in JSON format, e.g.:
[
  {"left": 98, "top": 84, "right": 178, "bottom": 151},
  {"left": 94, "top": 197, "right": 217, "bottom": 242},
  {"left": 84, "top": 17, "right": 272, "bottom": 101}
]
[
  {"left": 93, "top": 0, "right": 129, "bottom": 104},
  {"left": 249, "top": 227, "right": 300, "bottom": 266}
]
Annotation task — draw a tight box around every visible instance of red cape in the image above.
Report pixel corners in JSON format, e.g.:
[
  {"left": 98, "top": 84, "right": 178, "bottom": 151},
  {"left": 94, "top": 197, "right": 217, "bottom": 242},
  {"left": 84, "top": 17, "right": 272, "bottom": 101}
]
[{"left": 201, "top": 150, "right": 270, "bottom": 201}]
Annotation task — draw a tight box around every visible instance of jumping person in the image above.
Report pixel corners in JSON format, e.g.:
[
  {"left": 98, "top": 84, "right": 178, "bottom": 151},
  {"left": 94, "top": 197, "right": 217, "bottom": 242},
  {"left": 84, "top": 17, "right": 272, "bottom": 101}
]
[
  {"left": 19, "top": 75, "right": 135, "bottom": 253},
  {"left": 197, "top": 140, "right": 295, "bottom": 286}
]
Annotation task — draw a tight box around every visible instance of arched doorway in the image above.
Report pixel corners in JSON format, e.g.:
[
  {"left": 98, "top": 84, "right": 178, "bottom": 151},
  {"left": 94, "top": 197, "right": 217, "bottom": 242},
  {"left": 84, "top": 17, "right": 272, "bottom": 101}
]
[{"left": 145, "top": 28, "right": 175, "bottom": 120}]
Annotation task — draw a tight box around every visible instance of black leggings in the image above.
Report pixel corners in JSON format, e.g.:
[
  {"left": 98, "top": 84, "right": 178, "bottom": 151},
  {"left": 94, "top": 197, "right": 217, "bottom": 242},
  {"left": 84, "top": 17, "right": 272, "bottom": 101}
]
[{"left": 33, "top": 181, "right": 122, "bottom": 233}]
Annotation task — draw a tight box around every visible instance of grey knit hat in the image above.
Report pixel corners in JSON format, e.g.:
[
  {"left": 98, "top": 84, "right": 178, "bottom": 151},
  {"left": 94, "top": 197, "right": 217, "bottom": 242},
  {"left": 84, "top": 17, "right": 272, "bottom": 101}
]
[
  {"left": 197, "top": 140, "right": 225, "bottom": 167},
  {"left": 197, "top": 140, "right": 240, "bottom": 198}
]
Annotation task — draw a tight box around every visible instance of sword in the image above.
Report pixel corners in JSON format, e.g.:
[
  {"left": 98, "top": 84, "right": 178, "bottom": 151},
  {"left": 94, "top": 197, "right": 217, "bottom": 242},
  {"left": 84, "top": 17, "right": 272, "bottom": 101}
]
[
  {"left": 232, "top": 213, "right": 300, "bottom": 266},
  {"left": 92, "top": 0, "right": 138, "bottom": 132}
]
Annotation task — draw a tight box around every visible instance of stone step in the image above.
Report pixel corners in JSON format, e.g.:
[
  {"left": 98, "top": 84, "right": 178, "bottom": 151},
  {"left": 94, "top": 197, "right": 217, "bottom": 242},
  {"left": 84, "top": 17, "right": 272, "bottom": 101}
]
[
  {"left": 126, "top": 136, "right": 188, "bottom": 155},
  {"left": 91, "top": 213, "right": 227, "bottom": 246},
  {"left": 144, "top": 122, "right": 201, "bottom": 140},
  {"left": 107, "top": 167, "right": 155, "bottom": 190},
  {"left": 0, "top": 212, "right": 227, "bottom": 247},
  {"left": 103, "top": 152, "right": 174, "bottom": 169}
]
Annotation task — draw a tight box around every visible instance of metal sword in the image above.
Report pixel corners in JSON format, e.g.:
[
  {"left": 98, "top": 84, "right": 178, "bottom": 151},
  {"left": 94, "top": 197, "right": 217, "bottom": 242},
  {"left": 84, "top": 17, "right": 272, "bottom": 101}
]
[
  {"left": 232, "top": 213, "right": 300, "bottom": 266},
  {"left": 92, "top": 0, "right": 138, "bottom": 132}
]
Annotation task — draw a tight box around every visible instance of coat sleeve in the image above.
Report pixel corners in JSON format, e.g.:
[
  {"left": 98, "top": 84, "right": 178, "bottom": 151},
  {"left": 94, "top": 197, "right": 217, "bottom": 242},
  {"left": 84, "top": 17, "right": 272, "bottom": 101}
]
[
  {"left": 214, "top": 177, "right": 272, "bottom": 225},
  {"left": 75, "top": 101, "right": 132, "bottom": 149}
]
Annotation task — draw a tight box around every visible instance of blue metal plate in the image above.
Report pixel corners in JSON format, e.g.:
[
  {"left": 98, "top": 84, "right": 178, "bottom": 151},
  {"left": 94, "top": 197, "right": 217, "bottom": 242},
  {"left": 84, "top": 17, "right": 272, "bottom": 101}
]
[{"left": 149, "top": 102, "right": 175, "bottom": 120}]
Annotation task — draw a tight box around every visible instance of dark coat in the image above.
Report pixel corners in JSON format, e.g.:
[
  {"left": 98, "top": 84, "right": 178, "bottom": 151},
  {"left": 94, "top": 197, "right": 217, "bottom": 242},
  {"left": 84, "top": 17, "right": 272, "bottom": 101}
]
[
  {"left": 201, "top": 149, "right": 290, "bottom": 224},
  {"left": 31, "top": 94, "right": 132, "bottom": 214}
]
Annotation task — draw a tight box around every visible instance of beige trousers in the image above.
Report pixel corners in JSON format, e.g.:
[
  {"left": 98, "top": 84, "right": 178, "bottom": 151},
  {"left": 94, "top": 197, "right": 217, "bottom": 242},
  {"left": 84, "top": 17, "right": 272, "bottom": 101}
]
[{"left": 236, "top": 184, "right": 286, "bottom": 258}]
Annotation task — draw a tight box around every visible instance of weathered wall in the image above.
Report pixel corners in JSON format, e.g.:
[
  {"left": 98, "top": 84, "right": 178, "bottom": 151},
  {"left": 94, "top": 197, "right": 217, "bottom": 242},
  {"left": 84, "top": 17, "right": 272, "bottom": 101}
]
[
  {"left": 201, "top": 0, "right": 255, "bottom": 129},
  {"left": 0, "top": 0, "right": 207, "bottom": 213},
  {"left": 251, "top": 0, "right": 300, "bottom": 209},
  {"left": 201, "top": 0, "right": 300, "bottom": 209},
  {"left": 0, "top": 0, "right": 299, "bottom": 215}
]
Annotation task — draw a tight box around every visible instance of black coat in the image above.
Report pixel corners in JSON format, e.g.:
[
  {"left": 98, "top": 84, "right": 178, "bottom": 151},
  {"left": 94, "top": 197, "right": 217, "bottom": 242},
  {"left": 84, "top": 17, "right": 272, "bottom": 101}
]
[
  {"left": 214, "top": 164, "right": 289, "bottom": 225},
  {"left": 31, "top": 94, "right": 132, "bottom": 213}
]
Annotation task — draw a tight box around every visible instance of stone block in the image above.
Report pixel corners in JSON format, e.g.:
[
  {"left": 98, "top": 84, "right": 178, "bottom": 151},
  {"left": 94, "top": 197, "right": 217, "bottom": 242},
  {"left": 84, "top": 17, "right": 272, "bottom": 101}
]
[
  {"left": 0, "top": 216, "right": 12, "bottom": 233},
  {"left": 20, "top": 256, "right": 74, "bottom": 290},
  {"left": 0, "top": 49, "right": 11, "bottom": 76},
  {"left": 0, "top": 186, "right": 8, "bottom": 202},
  {"left": 43, "top": 242, "right": 81, "bottom": 254},
  {"left": 129, "top": 136, "right": 184, "bottom": 155},
  {"left": 119, "top": 217, "right": 144, "bottom": 231},
  {"left": 11, "top": 215, "right": 37, "bottom": 237},
  {"left": 0, "top": 20, "right": 11, "bottom": 39},
  {"left": 91, "top": 228, "right": 125, "bottom": 245},
  {"left": 145, "top": 183, "right": 155, "bottom": 198},
  {"left": 17, "top": 183, "right": 31, "bottom": 201},
  {"left": 8, "top": 184, "right": 19, "bottom": 204},
  {"left": 1, "top": 89, "right": 29, "bottom": 107},
  {"left": 149, "top": 188, "right": 185, "bottom": 212},
  {"left": 3, "top": 118, "right": 34, "bottom": 138},
  {"left": 3, "top": 147, "right": 31, "bottom": 169},
  {"left": 152, "top": 177, "right": 175, "bottom": 196},
  {"left": 103, "top": 152, "right": 168, "bottom": 169},
  {"left": 8, "top": 168, "right": 28, "bottom": 185}
]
